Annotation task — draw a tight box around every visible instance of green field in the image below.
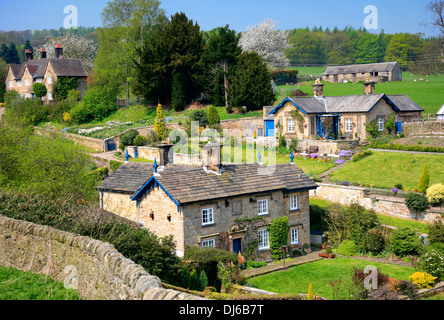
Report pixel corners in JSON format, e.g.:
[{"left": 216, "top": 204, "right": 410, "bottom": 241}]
[
  {"left": 328, "top": 151, "right": 444, "bottom": 190},
  {"left": 277, "top": 70, "right": 444, "bottom": 114},
  {"left": 0, "top": 265, "right": 81, "bottom": 300},
  {"left": 247, "top": 256, "right": 415, "bottom": 300}
]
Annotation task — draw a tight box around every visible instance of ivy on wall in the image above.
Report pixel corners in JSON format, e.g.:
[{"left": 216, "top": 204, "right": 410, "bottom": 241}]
[{"left": 55, "top": 77, "right": 78, "bottom": 100}]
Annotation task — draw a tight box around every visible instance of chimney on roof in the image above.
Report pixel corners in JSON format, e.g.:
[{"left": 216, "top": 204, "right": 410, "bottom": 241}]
[
  {"left": 364, "top": 79, "right": 376, "bottom": 95},
  {"left": 312, "top": 78, "right": 324, "bottom": 98},
  {"left": 40, "top": 48, "right": 47, "bottom": 59},
  {"left": 202, "top": 143, "right": 222, "bottom": 174},
  {"left": 55, "top": 44, "right": 63, "bottom": 58},
  {"left": 25, "top": 49, "right": 33, "bottom": 62}
]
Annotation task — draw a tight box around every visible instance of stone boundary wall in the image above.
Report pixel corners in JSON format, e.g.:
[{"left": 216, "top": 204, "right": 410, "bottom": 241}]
[
  {"left": 34, "top": 127, "right": 105, "bottom": 152},
  {"left": 403, "top": 121, "right": 444, "bottom": 136},
  {"left": 0, "top": 215, "right": 202, "bottom": 300},
  {"left": 220, "top": 117, "right": 264, "bottom": 136},
  {"left": 310, "top": 183, "right": 442, "bottom": 222}
]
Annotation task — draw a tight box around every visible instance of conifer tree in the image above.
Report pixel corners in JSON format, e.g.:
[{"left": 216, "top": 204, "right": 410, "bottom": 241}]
[
  {"left": 207, "top": 105, "right": 220, "bottom": 127},
  {"left": 154, "top": 103, "right": 166, "bottom": 141},
  {"left": 419, "top": 163, "right": 430, "bottom": 193}
]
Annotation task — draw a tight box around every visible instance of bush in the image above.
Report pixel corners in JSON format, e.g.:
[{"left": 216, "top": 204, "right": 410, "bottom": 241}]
[
  {"left": 337, "top": 239, "right": 358, "bottom": 256},
  {"left": 361, "top": 228, "right": 385, "bottom": 254},
  {"left": 132, "top": 135, "right": 148, "bottom": 146},
  {"left": 426, "top": 184, "right": 444, "bottom": 206},
  {"left": 405, "top": 192, "right": 429, "bottom": 218},
  {"left": 269, "top": 216, "right": 290, "bottom": 260},
  {"left": 367, "top": 141, "right": 444, "bottom": 153},
  {"left": 110, "top": 160, "right": 123, "bottom": 172},
  {"left": 207, "top": 105, "right": 220, "bottom": 127},
  {"left": 427, "top": 220, "right": 444, "bottom": 247},
  {"left": 245, "top": 261, "right": 267, "bottom": 269},
  {"left": 408, "top": 272, "right": 436, "bottom": 289},
  {"left": 72, "top": 87, "right": 117, "bottom": 123},
  {"left": 351, "top": 150, "right": 373, "bottom": 162},
  {"left": 393, "top": 280, "right": 418, "bottom": 300},
  {"left": 32, "top": 82, "right": 47, "bottom": 99},
  {"left": 390, "top": 227, "right": 423, "bottom": 257},
  {"left": 119, "top": 129, "right": 139, "bottom": 146},
  {"left": 417, "top": 248, "right": 444, "bottom": 281}
]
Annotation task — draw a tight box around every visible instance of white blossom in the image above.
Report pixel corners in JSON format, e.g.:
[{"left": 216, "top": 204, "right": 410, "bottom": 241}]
[{"left": 238, "top": 18, "right": 292, "bottom": 69}]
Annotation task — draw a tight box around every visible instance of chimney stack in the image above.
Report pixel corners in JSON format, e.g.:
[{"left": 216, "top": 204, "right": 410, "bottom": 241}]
[
  {"left": 25, "top": 49, "right": 33, "bottom": 62},
  {"left": 312, "top": 78, "right": 324, "bottom": 98},
  {"left": 40, "top": 48, "right": 47, "bottom": 59},
  {"left": 202, "top": 143, "right": 222, "bottom": 174},
  {"left": 157, "top": 142, "right": 173, "bottom": 167},
  {"left": 363, "top": 79, "right": 376, "bottom": 95},
  {"left": 55, "top": 44, "right": 63, "bottom": 58}
]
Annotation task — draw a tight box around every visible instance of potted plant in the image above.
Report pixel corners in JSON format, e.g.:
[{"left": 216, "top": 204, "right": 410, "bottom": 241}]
[{"left": 318, "top": 246, "right": 335, "bottom": 259}]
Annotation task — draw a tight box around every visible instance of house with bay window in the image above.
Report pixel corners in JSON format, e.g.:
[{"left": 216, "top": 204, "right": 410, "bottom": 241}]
[{"left": 97, "top": 143, "right": 318, "bottom": 261}]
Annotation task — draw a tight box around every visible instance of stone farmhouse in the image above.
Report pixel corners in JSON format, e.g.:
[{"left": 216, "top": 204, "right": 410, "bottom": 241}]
[
  {"left": 97, "top": 143, "right": 318, "bottom": 260},
  {"left": 322, "top": 62, "right": 402, "bottom": 83},
  {"left": 263, "top": 79, "right": 423, "bottom": 150},
  {"left": 5, "top": 44, "right": 87, "bottom": 102}
]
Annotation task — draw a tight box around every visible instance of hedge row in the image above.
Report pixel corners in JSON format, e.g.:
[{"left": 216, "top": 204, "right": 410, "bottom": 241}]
[{"left": 368, "top": 142, "right": 444, "bottom": 153}]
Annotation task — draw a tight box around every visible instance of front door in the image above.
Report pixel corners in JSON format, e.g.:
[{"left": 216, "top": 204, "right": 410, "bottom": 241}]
[
  {"left": 265, "top": 120, "right": 275, "bottom": 137},
  {"left": 232, "top": 238, "right": 242, "bottom": 254}
]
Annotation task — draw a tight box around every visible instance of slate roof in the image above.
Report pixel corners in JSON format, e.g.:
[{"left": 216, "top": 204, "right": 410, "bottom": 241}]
[
  {"left": 324, "top": 62, "right": 399, "bottom": 75},
  {"left": 97, "top": 162, "right": 318, "bottom": 205},
  {"left": 12, "top": 58, "right": 87, "bottom": 80},
  {"left": 386, "top": 95, "right": 424, "bottom": 112}
]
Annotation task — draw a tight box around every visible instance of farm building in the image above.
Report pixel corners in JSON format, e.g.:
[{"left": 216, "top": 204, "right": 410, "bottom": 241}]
[
  {"left": 97, "top": 143, "right": 318, "bottom": 261},
  {"left": 5, "top": 44, "right": 87, "bottom": 102},
  {"left": 263, "top": 79, "right": 423, "bottom": 153},
  {"left": 437, "top": 105, "right": 444, "bottom": 121},
  {"left": 322, "top": 62, "right": 402, "bottom": 83}
]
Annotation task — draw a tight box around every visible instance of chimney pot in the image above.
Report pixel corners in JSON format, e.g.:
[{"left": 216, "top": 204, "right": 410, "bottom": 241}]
[
  {"left": 55, "top": 44, "right": 63, "bottom": 58},
  {"left": 40, "top": 48, "right": 47, "bottom": 59},
  {"left": 25, "top": 49, "right": 33, "bottom": 62}
]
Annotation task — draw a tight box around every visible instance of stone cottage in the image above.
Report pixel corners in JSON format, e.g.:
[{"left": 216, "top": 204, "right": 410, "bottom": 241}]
[
  {"left": 97, "top": 143, "right": 318, "bottom": 260},
  {"left": 5, "top": 44, "right": 87, "bottom": 102},
  {"left": 322, "top": 61, "right": 402, "bottom": 83},
  {"left": 263, "top": 79, "right": 423, "bottom": 145}
]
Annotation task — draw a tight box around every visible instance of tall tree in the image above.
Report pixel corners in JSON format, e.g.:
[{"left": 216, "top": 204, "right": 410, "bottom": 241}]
[
  {"left": 238, "top": 18, "right": 292, "bottom": 69},
  {"left": 384, "top": 33, "right": 423, "bottom": 69},
  {"left": 425, "top": 0, "right": 444, "bottom": 61},
  {"left": 202, "top": 25, "right": 241, "bottom": 107},
  {"left": 229, "top": 51, "right": 275, "bottom": 111},
  {"left": 93, "top": 0, "right": 166, "bottom": 101}
]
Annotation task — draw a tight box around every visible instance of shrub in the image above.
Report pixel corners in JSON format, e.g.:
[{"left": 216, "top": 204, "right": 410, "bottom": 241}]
[
  {"left": 351, "top": 150, "right": 373, "bottom": 162},
  {"left": 119, "top": 129, "right": 139, "bottom": 146},
  {"left": 426, "top": 184, "right": 444, "bottom": 206},
  {"left": 278, "top": 134, "right": 287, "bottom": 148},
  {"left": 32, "top": 82, "right": 47, "bottom": 99},
  {"left": 361, "top": 228, "right": 385, "bottom": 254},
  {"left": 74, "top": 87, "right": 117, "bottom": 123},
  {"left": 390, "top": 227, "right": 423, "bottom": 257},
  {"left": 289, "top": 138, "right": 298, "bottom": 151},
  {"left": 405, "top": 192, "right": 429, "bottom": 218},
  {"left": 207, "top": 105, "right": 220, "bottom": 127},
  {"left": 110, "top": 160, "right": 123, "bottom": 172},
  {"left": 269, "top": 216, "right": 290, "bottom": 260},
  {"left": 132, "top": 135, "right": 148, "bottom": 146},
  {"left": 409, "top": 272, "right": 436, "bottom": 289},
  {"left": 427, "top": 220, "right": 444, "bottom": 247},
  {"left": 417, "top": 249, "right": 444, "bottom": 281},
  {"left": 245, "top": 260, "right": 267, "bottom": 269},
  {"left": 154, "top": 104, "right": 166, "bottom": 141},
  {"left": 345, "top": 203, "right": 378, "bottom": 246},
  {"left": 337, "top": 239, "right": 358, "bottom": 256},
  {"left": 418, "top": 163, "right": 430, "bottom": 193}
]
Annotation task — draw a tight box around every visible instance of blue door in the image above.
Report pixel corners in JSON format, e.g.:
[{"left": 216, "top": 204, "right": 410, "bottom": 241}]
[
  {"left": 107, "top": 139, "right": 116, "bottom": 151},
  {"left": 265, "top": 120, "right": 275, "bottom": 137},
  {"left": 395, "top": 122, "right": 404, "bottom": 133},
  {"left": 233, "top": 239, "right": 241, "bottom": 254},
  {"left": 134, "top": 147, "right": 139, "bottom": 158}
]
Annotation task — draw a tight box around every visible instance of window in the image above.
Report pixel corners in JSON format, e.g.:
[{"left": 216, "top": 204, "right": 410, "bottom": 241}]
[
  {"left": 291, "top": 228, "right": 299, "bottom": 245},
  {"left": 8, "top": 81, "right": 13, "bottom": 88},
  {"left": 258, "top": 229, "right": 270, "bottom": 250},
  {"left": 290, "top": 195, "right": 299, "bottom": 210},
  {"left": 25, "top": 79, "right": 30, "bottom": 86},
  {"left": 201, "top": 239, "right": 215, "bottom": 248},
  {"left": 47, "top": 77, "right": 52, "bottom": 84},
  {"left": 36, "top": 78, "right": 43, "bottom": 83},
  {"left": 288, "top": 119, "right": 295, "bottom": 133},
  {"left": 48, "top": 92, "right": 53, "bottom": 101},
  {"left": 257, "top": 199, "right": 268, "bottom": 215},
  {"left": 345, "top": 118, "right": 352, "bottom": 132},
  {"left": 377, "top": 117, "right": 384, "bottom": 131},
  {"left": 17, "top": 80, "right": 22, "bottom": 87},
  {"left": 201, "top": 208, "right": 214, "bottom": 226}
]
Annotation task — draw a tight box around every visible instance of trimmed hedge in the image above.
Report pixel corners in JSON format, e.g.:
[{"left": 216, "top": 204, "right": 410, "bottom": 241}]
[{"left": 368, "top": 141, "right": 444, "bottom": 153}]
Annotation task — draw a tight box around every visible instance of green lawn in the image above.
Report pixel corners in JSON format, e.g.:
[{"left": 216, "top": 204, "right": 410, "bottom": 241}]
[
  {"left": 277, "top": 71, "right": 444, "bottom": 114},
  {"left": 0, "top": 265, "right": 81, "bottom": 300},
  {"left": 328, "top": 151, "right": 444, "bottom": 190},
  {"left": 247, "top": 256, "right": 415, "bottom": 300}
]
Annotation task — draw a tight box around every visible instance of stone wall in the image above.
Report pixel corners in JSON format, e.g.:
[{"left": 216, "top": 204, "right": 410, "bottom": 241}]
[
  {"left": 0, "top": 214, "right": 200, "bottom": 300},
  {"left": 310, "top": 183, "right": 442, "bottom": 222},
  {"left": 403, "top": 121, "right": 444, "bottom": 136},
  {"left": 220, "top": 117, "right": 264, "bottom": 137},
  {"left": 299, "top": 139, "right": 359, "bottom": 155},
  {"left": 34, "top": 127, "right": 105, "bottom": 152}
]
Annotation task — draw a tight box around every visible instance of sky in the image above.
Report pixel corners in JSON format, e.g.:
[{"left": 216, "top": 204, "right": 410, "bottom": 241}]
[{"left": 0, "top": 0, "right": 441, "bottom": 37}]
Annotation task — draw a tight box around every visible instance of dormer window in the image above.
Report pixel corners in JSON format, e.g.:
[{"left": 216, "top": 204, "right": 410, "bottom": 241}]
[
  {"left": 25, "top": 79, "right": 30, "bottom": 86},
  {"left": 17, "top": 80, "right": 22, "bottom": 87}
]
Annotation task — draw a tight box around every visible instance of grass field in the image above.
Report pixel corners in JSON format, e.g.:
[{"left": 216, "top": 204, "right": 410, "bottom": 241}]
[
  {"left": 0, "top": 265, "right": 81, "bottom": 300},
  {"left": 247, "top": 256, "right": 415, "bottom": 300},
  {"left": 277, "top": 70, "right": 444, "bottom": 114},
  {"left": 327, "top": 151, "right": 444, "bottom": 190}
]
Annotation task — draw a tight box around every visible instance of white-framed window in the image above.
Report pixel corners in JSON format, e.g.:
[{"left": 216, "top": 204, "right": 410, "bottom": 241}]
[
  {"left": 290, "top": 194, "right": 299, "bottom": 210},
  {"left": 288, "top": 119, "right": 295, "bottom": 133},
  {"left": 257, "top": 199, "right": 268, "bottom": 216},
  {"left": 201, "top": 239, "right": 215, "bottom": 248},
  {"left": 291, "top": 228, "right": 299, "bottom": 245},
  {"left": 377, "top": 117, "right": 384, "bottom": 131},
  {"left": 48, "top": 92, "right": 53, "bottom": 101},
  {"left": 36, "top": 78, "right": 43, "bottom": 83},
  {"left": 201, "top": 208, "right": 214, "bottom": 226},
  {"left": 345, "top": 118, "right": 352, "bottom": 132},
  {"left": 25, "top": 79, "right": 30, "bottom": 86},
  {"left": 17, "top": 80, "right": 22, "bottom": 87},
  {"left": 47, "top": 76, "right": 52, "bottom": 84},
  {"left": 8, "top": 81, "right": 13, "bottom": 88},
  {"left": 258, "top": 229, "right": 270, "bottom": 250}
]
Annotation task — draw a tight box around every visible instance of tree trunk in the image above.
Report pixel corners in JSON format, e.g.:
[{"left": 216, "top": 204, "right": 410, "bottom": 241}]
[{"left": 223, "top": 58, "right": 228, "bottom": 108}]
